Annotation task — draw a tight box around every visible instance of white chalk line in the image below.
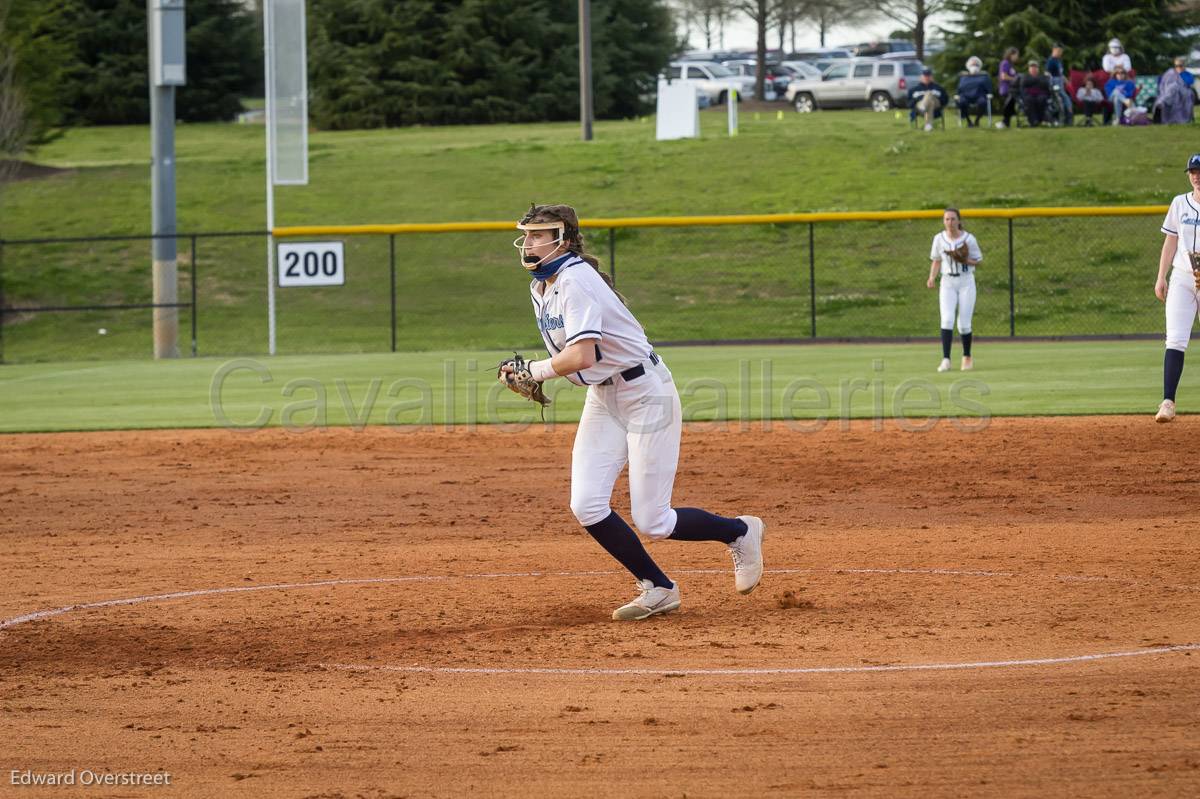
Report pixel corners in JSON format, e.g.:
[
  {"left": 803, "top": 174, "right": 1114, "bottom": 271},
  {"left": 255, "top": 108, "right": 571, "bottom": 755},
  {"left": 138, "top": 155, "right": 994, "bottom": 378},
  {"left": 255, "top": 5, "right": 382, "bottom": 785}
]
[
  {"left": 322, "top": 644, "right": 1200, "bottom": 676},
  {"left": 2, "top": 567, "right": 1198, "bottom": 677},
  {"left": 0, "top": 567, "right": 1023, "bottom": 631}
]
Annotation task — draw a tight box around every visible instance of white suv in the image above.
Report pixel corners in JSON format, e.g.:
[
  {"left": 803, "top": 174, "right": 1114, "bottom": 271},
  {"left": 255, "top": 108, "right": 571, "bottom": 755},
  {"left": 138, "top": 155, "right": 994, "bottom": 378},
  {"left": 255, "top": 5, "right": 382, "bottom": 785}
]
[
  {"left": 665, "top": 61, "right": 755, "bottom": 105},
  {"left": 786, "top": 58, "right": 925, "bottom": 112}
]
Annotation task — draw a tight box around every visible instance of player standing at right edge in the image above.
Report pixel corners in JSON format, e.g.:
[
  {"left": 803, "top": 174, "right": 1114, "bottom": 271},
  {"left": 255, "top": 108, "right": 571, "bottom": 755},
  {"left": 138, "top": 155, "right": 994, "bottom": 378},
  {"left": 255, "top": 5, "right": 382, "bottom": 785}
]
[{"left": 1154, "top": 154, "right": 1200, "bottom": 422}]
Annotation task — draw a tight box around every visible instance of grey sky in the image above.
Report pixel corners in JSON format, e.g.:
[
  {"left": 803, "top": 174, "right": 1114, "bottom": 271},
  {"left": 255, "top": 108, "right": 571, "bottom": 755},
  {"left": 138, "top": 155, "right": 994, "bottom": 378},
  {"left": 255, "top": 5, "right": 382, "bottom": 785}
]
[{"left": 683, "top": 10, "right": 959, "bottom": 52}]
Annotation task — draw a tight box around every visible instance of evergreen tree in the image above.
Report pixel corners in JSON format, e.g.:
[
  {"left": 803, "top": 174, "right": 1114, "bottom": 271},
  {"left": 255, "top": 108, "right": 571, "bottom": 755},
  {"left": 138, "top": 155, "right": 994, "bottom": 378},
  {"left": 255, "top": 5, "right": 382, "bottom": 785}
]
[
  {"left": 935, "top": 0, "right": 1197, "bottom": 78},
  {"left": 309, "top": 0, "right": 676, "bottom": 129},
  {"left": 2, "top": 0, "right": 257, "bottom": 129}
]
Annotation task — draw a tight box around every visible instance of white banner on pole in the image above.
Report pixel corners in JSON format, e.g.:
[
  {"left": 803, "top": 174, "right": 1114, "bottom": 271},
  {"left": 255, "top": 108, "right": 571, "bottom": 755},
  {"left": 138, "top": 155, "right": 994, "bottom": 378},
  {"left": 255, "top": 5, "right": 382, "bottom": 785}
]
[{"left": 267, "top": 0, "right": 308, "bottom": 186}]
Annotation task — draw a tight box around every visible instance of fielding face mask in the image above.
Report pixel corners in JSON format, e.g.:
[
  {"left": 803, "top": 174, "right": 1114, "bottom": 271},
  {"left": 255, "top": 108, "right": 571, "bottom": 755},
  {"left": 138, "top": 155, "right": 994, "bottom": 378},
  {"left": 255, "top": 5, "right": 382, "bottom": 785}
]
[{"left": 514, "top": 221, "right": 566, "bottom": 271}]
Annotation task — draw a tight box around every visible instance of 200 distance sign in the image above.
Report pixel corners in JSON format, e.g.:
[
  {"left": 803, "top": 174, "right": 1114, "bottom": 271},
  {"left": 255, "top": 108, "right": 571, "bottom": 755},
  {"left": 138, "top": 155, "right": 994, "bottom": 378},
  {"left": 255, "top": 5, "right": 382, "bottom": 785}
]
[{"left": 278, "top": 241, "right": 346, "bottom": 287}]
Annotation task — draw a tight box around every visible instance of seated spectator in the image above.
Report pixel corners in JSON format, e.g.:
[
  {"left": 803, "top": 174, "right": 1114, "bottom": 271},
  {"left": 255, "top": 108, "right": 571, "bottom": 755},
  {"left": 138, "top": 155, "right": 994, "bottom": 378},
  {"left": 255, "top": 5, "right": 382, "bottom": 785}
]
[
  {"left": 1102, "top": 39, "right": 1132, "bottom": 75},
  {"left": 1075, "top": 77, "right": 1103, "bottom": 126},
  {"left": 1105, "top": 67, "right": 1136, "bottom": 125},
  {"left": 1016, "top": 59, "right": 1051, "bottom": 126},
  {"left": 908, "top": 67, "right": 949, "bottom": 131},
  {"left": 1158, "top": 57, "right": 1195, "bottom": 124},
  {"left": 956, "top": 56, "right": 991, "bottom": 127},
  {"left": 997, "top": 47, "right": 1019, "bottom": 128},
  {"left": 1044, "top": 44, "right": 1073, "bottom": 124}
]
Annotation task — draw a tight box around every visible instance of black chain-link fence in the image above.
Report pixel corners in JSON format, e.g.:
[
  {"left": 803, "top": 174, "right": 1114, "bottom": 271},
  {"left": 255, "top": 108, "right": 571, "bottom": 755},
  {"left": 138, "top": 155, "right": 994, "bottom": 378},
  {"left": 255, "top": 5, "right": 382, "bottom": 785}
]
[{"left": 0, "top": 211, "right": 1167, "bottom": 363}]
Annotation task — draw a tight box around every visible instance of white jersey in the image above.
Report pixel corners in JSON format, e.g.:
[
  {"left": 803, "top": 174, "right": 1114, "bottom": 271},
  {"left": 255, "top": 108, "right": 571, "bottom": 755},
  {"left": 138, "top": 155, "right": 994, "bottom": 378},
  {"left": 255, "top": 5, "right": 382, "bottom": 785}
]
[
  {"left": 930, "top": 231, "right": 983, "bottom": 276},
  {"left": 1161, "top": 192, "right": 1200, "bottom": 284},
  {"left": 530, "top": 256, "right": 654, "bottom": 386}
]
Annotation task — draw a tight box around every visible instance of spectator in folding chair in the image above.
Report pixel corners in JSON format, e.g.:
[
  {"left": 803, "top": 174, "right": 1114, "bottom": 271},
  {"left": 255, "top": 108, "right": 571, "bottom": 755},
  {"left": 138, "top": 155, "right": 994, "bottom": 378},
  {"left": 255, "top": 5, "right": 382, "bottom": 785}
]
[
  {"left": 956, "top": 56, "right": 992, "bottom": 127},
  {"left": 1076, "top": 77, "right": 1103, "bottom": 126},
  {"left": 1157, "top": 57, "right": 1195, "bottom": 125},
  {"left": 1105, "top": 67, "right": 1137, "bottom": 125},
  {"left": 908, "top": 68, "right": 948, "bottom": 131},
  {"left": 1102, "top": 38, "right": 1132, "bottom": 75},
  {"left": 1015, "top": 59, "right": 1051, "bottom": 127},
  {"left": 996, "top": 47, "right": 1019, "bottom": 128}
]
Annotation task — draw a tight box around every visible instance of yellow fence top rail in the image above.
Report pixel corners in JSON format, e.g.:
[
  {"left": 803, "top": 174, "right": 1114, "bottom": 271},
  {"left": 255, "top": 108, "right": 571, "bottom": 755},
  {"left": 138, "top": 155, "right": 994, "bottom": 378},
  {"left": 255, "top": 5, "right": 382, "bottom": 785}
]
[{"left": 273, "top": 205, "right": 1168, "bottom": 238}]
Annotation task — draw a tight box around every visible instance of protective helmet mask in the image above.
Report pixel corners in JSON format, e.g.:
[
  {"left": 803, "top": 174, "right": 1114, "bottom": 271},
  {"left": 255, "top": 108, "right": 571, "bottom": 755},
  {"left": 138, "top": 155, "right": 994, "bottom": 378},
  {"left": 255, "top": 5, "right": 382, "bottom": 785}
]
[{"left": 514, "top": 221, "right": 566, "bottom": 270}]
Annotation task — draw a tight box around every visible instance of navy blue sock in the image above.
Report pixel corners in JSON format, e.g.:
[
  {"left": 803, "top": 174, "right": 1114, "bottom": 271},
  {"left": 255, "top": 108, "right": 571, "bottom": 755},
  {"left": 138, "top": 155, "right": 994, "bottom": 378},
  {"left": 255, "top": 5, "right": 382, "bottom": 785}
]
[
  {"left": 941, "top": 328, "right": 953, "bottom": 359},
  {"left": 669, "top": 507, "right": 748, "bottom": 544},
  {"left": 584, "top": 511, "right": 673, "bottom": 588},
  {"left": 962, "top": 332, "right": 973, "bottom": 357},
  {"left": 1165, "top": 348, "right": 1185, "bottom": 401}
]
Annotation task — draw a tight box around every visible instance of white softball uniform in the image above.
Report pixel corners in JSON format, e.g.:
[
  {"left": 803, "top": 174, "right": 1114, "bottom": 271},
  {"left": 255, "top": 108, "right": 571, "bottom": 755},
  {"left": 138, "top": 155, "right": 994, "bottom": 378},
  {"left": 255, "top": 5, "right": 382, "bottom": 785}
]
[
  {"left": 530, "top": 258, "right": 680, "bottom": 538},
  {"left": 931, "top": 231, "right": 982, "bottom": 333},
  {"left": 1161, "top": 192, "right": 1200, "bottom": 350}
]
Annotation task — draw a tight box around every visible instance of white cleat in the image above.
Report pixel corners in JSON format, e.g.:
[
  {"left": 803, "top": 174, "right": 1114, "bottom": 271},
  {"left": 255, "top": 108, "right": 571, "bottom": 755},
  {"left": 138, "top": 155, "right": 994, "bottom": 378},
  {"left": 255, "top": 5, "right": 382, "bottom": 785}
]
[
  {"left": 937, "top": 358, "right": 951, "bottom": 372},
  {"left": 994, "top": 121, "right": 1005, "bottom": 129},
  {"left": 1155, "top": 399, "right": 1176, "bottom": 423},
  {"left": 730, "top": 516, "right": 765, "bottom": 594},
  {"left": 961, "top": 356, "right": 973, "bottom": 371},
  {"left": 612, "top": 579, "right": 681, "bottom": 621}
]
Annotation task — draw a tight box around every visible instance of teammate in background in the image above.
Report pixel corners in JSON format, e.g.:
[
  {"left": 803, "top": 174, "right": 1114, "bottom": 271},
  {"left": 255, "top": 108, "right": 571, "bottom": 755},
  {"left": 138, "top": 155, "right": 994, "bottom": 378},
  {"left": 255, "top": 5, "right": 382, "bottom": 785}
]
[
  {"left": 927, "top": 208, "right": 983, "bottom": 372},
  {"left": 1153, "top": 154, "right": 1200, "bottom": 422},
  {"left": 503, "top": 204, "right": 766, "bottom": 619}
]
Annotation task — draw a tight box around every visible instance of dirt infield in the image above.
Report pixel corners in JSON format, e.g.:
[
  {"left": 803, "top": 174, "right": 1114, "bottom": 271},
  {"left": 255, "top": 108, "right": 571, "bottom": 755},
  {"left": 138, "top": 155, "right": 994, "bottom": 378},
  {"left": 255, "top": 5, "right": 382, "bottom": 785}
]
[{"left": 2, "top": 417, "right": 1199, "bottom": 797}]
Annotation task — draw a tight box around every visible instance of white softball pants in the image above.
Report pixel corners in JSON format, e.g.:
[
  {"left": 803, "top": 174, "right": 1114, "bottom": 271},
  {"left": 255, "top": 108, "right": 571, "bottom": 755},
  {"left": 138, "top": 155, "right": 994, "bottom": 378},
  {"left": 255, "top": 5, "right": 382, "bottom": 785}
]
[
  {"left": 570, "top": 359, "right": 681, "bottom": 540},
  {"left": 939, "top": 272, "right": 976, "bottom": 334},
  {"left": 1165, "top": 274, "right": 1200, "bottom": 351}
]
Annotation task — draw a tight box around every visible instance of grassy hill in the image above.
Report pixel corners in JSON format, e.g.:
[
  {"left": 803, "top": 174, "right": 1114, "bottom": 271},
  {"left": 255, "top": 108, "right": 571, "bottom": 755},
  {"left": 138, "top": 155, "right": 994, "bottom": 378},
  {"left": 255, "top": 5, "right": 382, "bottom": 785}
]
[{"left": 1, "top": 109, "right": 1193, "bottom": 362}]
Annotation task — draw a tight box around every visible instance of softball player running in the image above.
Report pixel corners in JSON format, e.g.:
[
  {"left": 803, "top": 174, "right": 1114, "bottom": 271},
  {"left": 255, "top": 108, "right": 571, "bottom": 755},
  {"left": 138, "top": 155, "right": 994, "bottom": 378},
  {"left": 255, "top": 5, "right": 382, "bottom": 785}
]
[
  {"left": 927, "top": 208, "right": 983, "bottom": 372},
  {"left": 1153, "top": 154, "right": 1200, "bottom": 422},
  {"left": 502, "top": 204, "right": 766, "bottom": 620}
]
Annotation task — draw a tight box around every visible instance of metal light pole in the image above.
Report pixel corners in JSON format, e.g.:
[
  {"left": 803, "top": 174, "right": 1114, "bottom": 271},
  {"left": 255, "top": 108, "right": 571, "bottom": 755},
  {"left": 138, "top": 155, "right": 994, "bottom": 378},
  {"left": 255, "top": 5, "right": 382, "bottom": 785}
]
[
  {"left": 148, "top": 0, "right": 186, "bottom": 358},
  {"left": 578, "top": 0, "right": 594, "bottom": 141}
]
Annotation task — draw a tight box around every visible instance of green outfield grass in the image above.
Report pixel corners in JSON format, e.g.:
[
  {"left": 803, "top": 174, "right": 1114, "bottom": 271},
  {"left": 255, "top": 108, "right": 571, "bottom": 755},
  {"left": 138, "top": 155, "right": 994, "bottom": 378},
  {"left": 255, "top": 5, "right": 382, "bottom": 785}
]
[
  {"left": 1, "top": 109, "right": 1190, "bottom": 362},
  {"left": 0, "top": 341, "right": 1170, "bottom": 433}
]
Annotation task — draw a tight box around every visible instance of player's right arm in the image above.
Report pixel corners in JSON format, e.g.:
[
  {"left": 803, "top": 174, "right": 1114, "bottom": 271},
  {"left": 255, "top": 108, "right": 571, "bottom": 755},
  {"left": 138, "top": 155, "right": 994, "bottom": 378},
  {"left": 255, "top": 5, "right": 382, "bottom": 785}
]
[{"left": 1157, "top": 234, "right": 1176, "bottom": 302}]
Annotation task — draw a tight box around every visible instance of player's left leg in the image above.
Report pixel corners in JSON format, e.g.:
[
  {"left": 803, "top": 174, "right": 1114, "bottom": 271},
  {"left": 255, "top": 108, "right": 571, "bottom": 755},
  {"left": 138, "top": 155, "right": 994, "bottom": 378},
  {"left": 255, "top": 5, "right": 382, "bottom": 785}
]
[
  {"left": 1159, "top": 282, "right": 1199, "bottom": 421},
  {"left": 623, "top": 367, "right": 764, "bottom": 594},
  {"left": 957, "top": 274, "right": 977, "bottom": 370},
  {"left": 571, "top": 388, "right": 675, "bottom": 594},
  {"left": 938, "top": 276, "right": 957, "bottom": 371}
]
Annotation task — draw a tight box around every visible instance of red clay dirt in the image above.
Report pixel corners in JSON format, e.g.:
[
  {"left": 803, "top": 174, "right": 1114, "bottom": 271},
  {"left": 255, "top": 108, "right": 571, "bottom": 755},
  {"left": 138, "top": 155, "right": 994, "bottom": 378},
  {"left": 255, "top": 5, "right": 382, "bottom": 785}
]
[{"left": 1, "top": 417, "right": 1199, "bottom": 797}]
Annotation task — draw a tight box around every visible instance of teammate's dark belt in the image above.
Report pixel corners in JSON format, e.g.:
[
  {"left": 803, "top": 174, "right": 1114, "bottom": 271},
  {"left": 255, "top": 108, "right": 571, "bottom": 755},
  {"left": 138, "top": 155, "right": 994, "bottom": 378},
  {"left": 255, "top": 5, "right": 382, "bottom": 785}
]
[{"left": 599, "top": 352, "right": 660, "bottom": 386}]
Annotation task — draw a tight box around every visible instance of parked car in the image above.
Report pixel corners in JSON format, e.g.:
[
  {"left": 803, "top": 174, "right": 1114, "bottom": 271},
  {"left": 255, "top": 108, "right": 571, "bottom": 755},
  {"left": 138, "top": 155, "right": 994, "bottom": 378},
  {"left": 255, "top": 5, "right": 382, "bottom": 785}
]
[
  {"left": 665, "top": 61, "right": 756, "bottom": 104},
  {"left": 774, "top": 60, "right": 824, "bottom": 95},
  {"left": 720, "top": 59, "right": 811, "bottom": 97},
  {"left": 787, "top": 48, "right": 853, "bottom": 62},
  {"left": 785, "top": 58, "right": 926, "bottom": 112},
  {"left": 678, "top": 49, "right": 743, "bottom": 63},
  {"left": 851, "top": 40, "right": 916, "bottom": 57}
]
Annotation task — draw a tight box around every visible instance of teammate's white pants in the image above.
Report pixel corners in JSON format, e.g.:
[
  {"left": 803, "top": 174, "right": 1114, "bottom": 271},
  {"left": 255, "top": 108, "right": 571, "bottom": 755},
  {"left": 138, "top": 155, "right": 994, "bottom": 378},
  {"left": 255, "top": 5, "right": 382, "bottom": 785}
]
[
  {"left": 570, "top": 359, "right": 681, "bottom": 540},
  {"left": 1165, "top": 274, "right": 1200, "bottom": 351},
  {"left": 939, "top": 272, "right": 976, "bottom": 334}
]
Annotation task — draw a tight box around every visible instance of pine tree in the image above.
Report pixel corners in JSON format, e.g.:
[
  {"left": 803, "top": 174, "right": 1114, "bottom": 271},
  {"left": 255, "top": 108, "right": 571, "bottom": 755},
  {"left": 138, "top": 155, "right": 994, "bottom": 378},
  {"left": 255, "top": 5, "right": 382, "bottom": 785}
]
[{"left": 935, "top": 0, "right": 1197, "bottom": 78}]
